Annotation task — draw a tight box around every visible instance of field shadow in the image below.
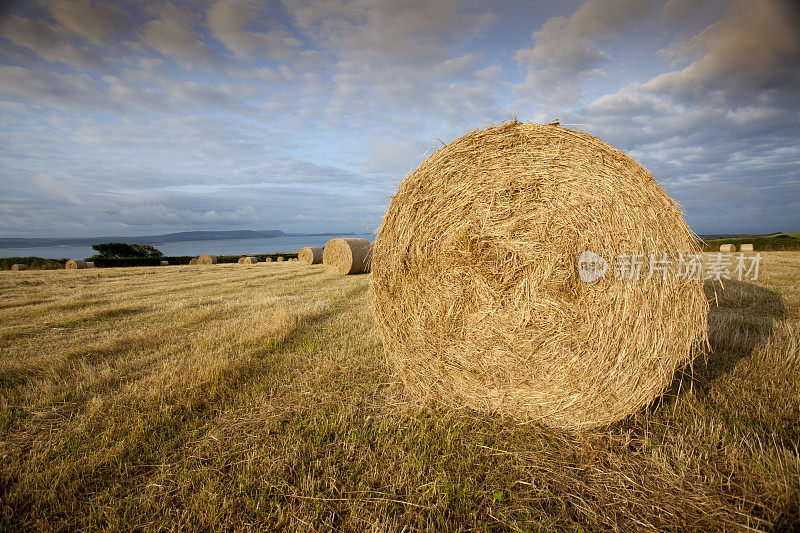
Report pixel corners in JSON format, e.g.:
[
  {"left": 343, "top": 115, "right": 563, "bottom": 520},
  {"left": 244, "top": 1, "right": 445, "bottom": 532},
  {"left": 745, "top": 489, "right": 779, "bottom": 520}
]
[{"left": 661, "top": 279, "right": 786, "bottom": 399}]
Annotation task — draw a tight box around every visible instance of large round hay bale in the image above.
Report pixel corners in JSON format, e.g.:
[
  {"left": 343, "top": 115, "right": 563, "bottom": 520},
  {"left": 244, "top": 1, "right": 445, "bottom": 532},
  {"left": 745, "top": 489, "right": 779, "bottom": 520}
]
[
  {"left": 189, "top": 257, "right": 198, "bottom": 265},
  {"left": 241, "top": 256, "right": 258, "bottom": 264},
  {"left": 370, "top": 121, "right": 708, "bottom": 430},
  {"left": 719, "top": 244, "right": 736, "bottom": 252},
  {"left": 739, "top": 243, "right": 754, "bottom": 252},
  {"left": 197, "top": 254, "right": 217, "bottom": 265},
  {"left": 160, "top": 260, "right": 169, "bottom": 266},
  {"left": 298, "top": 246, "right": 324, "bottom": 265},
  {"left": 323, "top": 238, "right": 372, "bottom": 275},
  {"left": 65, "top": 259, "right": 87, "bottom": 269},
  {"left": 11, "top": 264, "right": 26, "bottom": 271}
]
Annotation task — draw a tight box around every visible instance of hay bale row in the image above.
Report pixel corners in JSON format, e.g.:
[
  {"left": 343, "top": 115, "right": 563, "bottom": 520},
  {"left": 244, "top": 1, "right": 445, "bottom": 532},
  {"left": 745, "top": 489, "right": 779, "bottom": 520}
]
[
  {"left": 197, "top": 254, "right": 217, "bottom": 265},
  {"left": 65, "top": 259, "right": 87, "bottom": 269},
  {"left": 239, "top": 256, "right": 258, "bottom": 264},
  {"left": 370, "top": 120, "right": 708, "bottom": 430},
  {"left": 323, "top": 238, "right": 371, "bottom": 275}
]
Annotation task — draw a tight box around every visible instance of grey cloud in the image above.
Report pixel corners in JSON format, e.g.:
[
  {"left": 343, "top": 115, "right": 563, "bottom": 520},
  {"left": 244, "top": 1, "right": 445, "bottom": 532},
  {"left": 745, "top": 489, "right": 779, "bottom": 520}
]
[
  {"left": 206, "top": 0, "right": 307, "bottom": 63},
  {"left": 0, "top": 13, "right": 107, "bottom": 67},
  {"left": 514, "top": 0, "right": 659, "bottom": 104},
  {"left": 644, "top": 0, "right": 800, "bottom": 105},
  {"left": 577, "top": 87, "right": 800, "bottom": 234},
  {"left": 0, "top": 65, "right": 108, "bottom": 108},
  {"left": 288, "top": 0, "right": 495, "bottom": 65},
  {"left": 46, "top": 0, "right": 133, "bottom": 44},
  {"left": 140, "top": 7, "right": 216, "bottom": 66}
]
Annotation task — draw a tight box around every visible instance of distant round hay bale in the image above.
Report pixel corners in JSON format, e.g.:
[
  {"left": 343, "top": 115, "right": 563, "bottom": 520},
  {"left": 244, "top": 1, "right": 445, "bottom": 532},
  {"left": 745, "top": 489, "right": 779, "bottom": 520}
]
[
  {"left": 276, "top": 256, "right": 285, "bottom": 262},
  {"left": 11, "top": 264, "right": 26, "bottom": 271},
  {"left": 189, "top": 257, "right": 198, "bottom": 265},
  {"left": 323, "top": 238, "right": 372, "bottom": 275},
  {"left": 160, "top": 260, "right": 169, "bottom": 266},
  {"left": 298, "top": 246, "right": 323, "bottom": 265},
  {"left": 65, "top": 259, "right": 87, "bottom": 270},
  {"left": 264, "top": 257, "right": 272, "bottom": 262},
  {"left": 291, "top": 257, "right": 299, "bottom": 262},
  {"left": 197, "top": 254, "right": 217, "bottom": 265},
  {"left": 370, "top": 121, "right": 708, "bottom": 430},
  {"left": 719, "top": 244, "right": 736, "bottom": 252},
  {"left": 237, "top": 257, "right": 245, "bottom": 264},
  {"left": 85, "top": 262, "right": 95, "bottom": 268},
  {"left": 739, "top": 243, "right": 754, "bottom": 252},
  {"left": 241, "top": 256, "right": 258, "bottom": 264}
]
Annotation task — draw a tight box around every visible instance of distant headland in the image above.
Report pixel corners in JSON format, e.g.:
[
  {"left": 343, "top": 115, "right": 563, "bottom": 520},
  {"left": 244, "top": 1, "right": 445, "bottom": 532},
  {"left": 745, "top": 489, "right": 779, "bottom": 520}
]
[{"left": 0, "top": 230, "right": 359, "bottom": 248}]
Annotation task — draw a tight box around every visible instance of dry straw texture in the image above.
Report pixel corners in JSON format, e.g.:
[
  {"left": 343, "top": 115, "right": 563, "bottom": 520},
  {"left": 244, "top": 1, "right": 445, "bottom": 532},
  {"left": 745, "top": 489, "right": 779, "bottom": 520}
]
[
  {"left": 188, "top": 258, "right": 198, "bottom": 265},
  {"left": 323, "top": 238, "right": 372, "bottom": 275},
  {"left": 65, "top": 259, "right": 87, "bottom": 270},
  {"left": 197, "top": 254, "right": 217, "bottom": 265},
  {"left": 241, "top": 257, "right": 258, "bottom": 264},
  {"left": 720, "top": 244, "right": 736, "bottom": 252},
  {"left": 739, "top": 243, "right": 754, "bottom": 252},
  {"left": 160, "top": 260, "right": 169, "bottom": 266},
  {"left": 11, "top": 264, "right": 26, "bottom": 271},
  {"left": 370, "top": 120, "right": 708, "bottom": 430}
]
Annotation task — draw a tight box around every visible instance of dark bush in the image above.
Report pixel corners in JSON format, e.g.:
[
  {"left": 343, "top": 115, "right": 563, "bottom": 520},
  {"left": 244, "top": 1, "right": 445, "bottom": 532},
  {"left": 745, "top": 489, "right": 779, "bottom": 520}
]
[{"left": 0, "top": 257, "right": 67, "bottom": 270}]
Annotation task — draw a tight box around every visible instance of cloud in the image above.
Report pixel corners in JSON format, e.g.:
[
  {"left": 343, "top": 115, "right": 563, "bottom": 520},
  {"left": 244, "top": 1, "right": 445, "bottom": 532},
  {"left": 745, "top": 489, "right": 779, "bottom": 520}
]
[
  {"left": 0, "top": 13, "right": 107, "bottom": 68},
  {"left": 206, "top": 0, "right": 306, "bottom": 63},
  {"left": 514, "top": 0, "right": 659, "bottom": 104},
  {"left": 0, "top": 65, "right": 107, "bottom": 108},
  {"left": 643, "top": 0, "right": 800, "bottom": 105},
  {"left": 141, "top": 3, "right": 216, "bottom": 66},
  {"left": 288, "top": 0, "right": 495, "bottom": 64},
  {"left": 46, "top": 0, "right": 133, "bottom": 45},
  {"left": 284, "top": 0, "right": 498, "bottom": 129},
  {"left": 32, "top": 173, "right": 84, "bottom": 205}
]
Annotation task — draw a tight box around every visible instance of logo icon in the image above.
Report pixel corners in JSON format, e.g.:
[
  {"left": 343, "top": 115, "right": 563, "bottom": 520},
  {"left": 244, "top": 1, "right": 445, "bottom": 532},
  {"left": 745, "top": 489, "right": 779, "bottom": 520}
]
[{"left": 578, "top": 251, "right": 607, "bottom": 283}]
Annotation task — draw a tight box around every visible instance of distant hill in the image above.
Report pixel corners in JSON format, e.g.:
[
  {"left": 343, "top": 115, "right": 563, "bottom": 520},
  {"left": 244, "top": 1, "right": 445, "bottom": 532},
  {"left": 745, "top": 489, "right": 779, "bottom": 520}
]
[{"left": 0, "top": 230, "right": 290, "bottom": 248}]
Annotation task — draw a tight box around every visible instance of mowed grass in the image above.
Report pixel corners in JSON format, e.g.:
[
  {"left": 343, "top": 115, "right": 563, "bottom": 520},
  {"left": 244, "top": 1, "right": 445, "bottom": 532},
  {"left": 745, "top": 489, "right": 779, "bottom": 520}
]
[{"left": 0, "top": 255, "right": 798, "bottom": 531}]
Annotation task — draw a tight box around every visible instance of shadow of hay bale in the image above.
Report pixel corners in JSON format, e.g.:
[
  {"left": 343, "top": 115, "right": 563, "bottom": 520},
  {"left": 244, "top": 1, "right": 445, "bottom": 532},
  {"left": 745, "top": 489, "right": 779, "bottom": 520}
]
[{"left": 656, "top": 279, "right": 786, "bottom": 403}]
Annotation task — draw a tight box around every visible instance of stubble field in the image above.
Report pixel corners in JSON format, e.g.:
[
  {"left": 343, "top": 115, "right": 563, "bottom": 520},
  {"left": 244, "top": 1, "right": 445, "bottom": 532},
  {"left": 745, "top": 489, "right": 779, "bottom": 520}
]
[{"left": 0, "top": 254, "right": 798, "bottom": 531}]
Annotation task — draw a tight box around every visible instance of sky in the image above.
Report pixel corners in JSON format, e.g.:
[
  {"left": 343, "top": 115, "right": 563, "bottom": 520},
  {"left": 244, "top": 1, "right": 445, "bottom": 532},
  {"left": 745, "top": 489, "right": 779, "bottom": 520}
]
[{"left": 0, "top": 0, "right": 798, "bottom": 238}]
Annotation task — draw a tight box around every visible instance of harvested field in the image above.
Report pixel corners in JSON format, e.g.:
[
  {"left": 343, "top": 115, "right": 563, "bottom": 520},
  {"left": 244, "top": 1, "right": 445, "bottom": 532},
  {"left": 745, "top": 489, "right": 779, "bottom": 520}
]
[{"left": 0, "top": 253, "right": 798, "bottom": 530}]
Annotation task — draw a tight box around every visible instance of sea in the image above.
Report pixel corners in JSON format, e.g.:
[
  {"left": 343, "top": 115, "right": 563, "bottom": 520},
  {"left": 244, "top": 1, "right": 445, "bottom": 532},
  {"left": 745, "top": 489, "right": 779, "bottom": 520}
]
[{"left": 0, "top": 234, "right": 374, "bottom": 260}]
